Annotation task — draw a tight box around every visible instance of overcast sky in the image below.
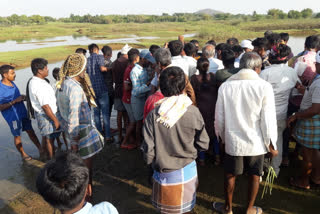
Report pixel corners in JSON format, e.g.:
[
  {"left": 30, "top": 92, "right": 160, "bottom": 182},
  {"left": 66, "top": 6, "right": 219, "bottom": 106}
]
[{"left": 2, "top": 0, "right": 319, "bottom": 17}]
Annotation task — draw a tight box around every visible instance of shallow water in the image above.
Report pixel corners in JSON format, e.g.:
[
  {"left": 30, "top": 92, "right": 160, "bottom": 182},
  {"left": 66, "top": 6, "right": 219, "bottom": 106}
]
[{"left": 0, "top": 36, "right": 307, "bottom": 208}]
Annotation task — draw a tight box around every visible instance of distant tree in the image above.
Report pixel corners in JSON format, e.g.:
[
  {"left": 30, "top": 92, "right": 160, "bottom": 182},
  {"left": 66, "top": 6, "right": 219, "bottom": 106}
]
[
  {"left": 301, "top": 8, "right": 313, "bottom": 18},
  {"left": 267, "top": 9, "right": 286, "bottom": 19},
  {"left": 288, "top": 10, "right": 302, "bottom": 19}
]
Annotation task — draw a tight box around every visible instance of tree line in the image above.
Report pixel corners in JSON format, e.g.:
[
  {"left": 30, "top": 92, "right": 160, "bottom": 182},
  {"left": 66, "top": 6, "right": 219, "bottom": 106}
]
[{"left": 0, "top": 8, "right": 319, "bottom": 26}]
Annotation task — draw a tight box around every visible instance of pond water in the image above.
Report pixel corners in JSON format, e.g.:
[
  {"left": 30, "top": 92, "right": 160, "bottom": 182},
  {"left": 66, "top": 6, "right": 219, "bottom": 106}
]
[{"left": 0, "top": 36, "right": 308, "bottom": 208}]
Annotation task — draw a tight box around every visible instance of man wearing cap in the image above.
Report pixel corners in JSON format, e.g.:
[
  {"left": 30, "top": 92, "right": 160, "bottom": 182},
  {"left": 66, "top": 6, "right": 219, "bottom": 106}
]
[
  {"left": 112, "top": 44, "right": 131, "bottom": 142},
  {"left": 287, "top": 50, "right": 320, "bottom": 189},
  {"left": 238, "top": 39, "right": 254, "bottom": 64},
  {"left": 130, "top": 50, "right": 154, "bottom": 147}
]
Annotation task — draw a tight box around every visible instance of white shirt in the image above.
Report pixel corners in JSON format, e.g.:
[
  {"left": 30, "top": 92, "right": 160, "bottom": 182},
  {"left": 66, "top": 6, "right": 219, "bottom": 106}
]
[
  {"left": 171, "top": 56, "right": 189, "bottom": 76},
  {"left": 208, "top": 57, "right": 224, "bottom": 74},
  {"left": 300, "top": 76, "right": 320, "bottom": 111},
  {"left": 74, "top": 202, "right": 118, "bottom": 214},
  {"left": 28, "top": 76, "right": 57, "bottom": 114},
  {"left": 183, "top": 56, "right": 198, "bottom": 78},
  {"left": 215, "top": 69, "right": 278, "bottom": 156},
  {"left": 260, "top": 64, "right": 298, "bottom": 120}
]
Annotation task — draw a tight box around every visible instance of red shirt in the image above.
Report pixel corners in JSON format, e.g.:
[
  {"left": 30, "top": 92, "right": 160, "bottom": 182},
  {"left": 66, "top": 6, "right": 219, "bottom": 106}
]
[
  {"left": 122, "top": 64, "right": 134, "bottom": 104},
  {"left": 143, "top": 91, "right": 164, "bottom": 120}
]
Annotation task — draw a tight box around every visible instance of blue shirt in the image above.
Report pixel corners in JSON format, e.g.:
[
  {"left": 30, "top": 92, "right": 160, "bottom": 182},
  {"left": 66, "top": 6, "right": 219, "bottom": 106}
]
[
  {"left": 0, "top": 81, "right": 28, "bottom": 123},
  {"left": 87, "top": 53, "right": 108, "bottom": 97},
  {"left": 130, "top": 64, "right": 150, "bottom": 97}
]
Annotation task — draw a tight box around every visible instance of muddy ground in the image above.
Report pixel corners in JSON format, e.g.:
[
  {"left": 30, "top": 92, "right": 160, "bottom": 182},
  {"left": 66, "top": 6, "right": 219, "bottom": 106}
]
[{"left": 1, "top": 141, "right": 320, "bottom": 214}]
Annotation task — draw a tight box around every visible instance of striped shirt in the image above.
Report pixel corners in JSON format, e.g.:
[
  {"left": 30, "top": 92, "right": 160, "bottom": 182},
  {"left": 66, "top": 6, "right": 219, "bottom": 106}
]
[{"left": 130, "top": 64, "right": 150, "bottom": 97}]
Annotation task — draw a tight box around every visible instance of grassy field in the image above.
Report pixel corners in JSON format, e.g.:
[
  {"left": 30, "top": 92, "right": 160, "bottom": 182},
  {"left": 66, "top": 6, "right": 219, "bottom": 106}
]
[{"left": 0, "top": 19, "right": 320, "bottom": 69}]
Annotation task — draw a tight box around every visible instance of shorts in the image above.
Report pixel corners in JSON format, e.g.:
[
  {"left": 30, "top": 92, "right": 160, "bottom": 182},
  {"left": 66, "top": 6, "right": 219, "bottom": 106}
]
[
  {"left": 8, "top": 118, "right": 33, "bottom": 137},
  {"left": 114, "top": 98, "right": 125, "bottom": 111},
  {"left": 123, "top": 102, "right": 136, "bottom": 122},
  {"left": 224, "top": 154, "right": 264, "bottom": 176},
  {"left": 131, "top": 96, "right": 147, "bottom": 121}
]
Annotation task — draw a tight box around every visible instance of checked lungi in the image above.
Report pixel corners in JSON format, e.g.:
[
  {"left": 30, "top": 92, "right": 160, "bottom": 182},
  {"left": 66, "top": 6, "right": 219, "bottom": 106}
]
[
  {"left": 152, "top": 160, "right": 198, "bottom": 214},
  {"left": 35, "top": 112, "right": 60, "bottom": 139},
  {"left": 294, "top": 114, "right": 320, "bottom": 149}
]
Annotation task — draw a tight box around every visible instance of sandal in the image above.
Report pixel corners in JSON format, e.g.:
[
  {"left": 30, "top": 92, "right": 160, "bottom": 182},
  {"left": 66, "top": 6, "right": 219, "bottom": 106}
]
[
  {"left": 126, "top": 143, "right": 138, "bottom": 150},
  {"left": 212, "top": 202, "right": 233, "bottom": 214},
  {"left": 289, "top": 177, "right": 310, "bottom": 190}
]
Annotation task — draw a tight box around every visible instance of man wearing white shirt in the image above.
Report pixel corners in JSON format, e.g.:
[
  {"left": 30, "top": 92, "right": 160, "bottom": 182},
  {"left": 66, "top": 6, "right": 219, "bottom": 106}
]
[
  {"left": 260, "top": 44, "right": 298, "bottom": 176},
  {"left": 183, "top": 42, "right": 198, "bottom": 78},
  {"left": 202, "top": 44, "right": 224, "bottom": 74},
  {"left": 28, "top": 58, "right": 60, "bottom": 160},
  {"left": 168, "top": 40, "right": 189, "bottom": 76},
  {"left": 213, "top": 52, "right": 278, "bottom": 214}
]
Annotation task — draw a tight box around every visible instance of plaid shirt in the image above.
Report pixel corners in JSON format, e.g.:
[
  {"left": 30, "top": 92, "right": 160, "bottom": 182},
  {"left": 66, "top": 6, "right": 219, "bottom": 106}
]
[
  {"left": 87, "top": 53, "right": 108, "bottom": 97},
  {"left": 130, "top": 64, "right": 150, "bottom": 97},
  {"left": 57, "top": 78, "right": 92, "bottom": 140}
]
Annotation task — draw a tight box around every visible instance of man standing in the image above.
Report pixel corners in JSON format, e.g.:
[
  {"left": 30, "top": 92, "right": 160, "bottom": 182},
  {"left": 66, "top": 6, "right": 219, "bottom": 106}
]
[
  {"left": 260, "top": 44, "right": 298, "bottom": 176},
  {"left": 28, "top": 58, "right": 60, "bottom": 160},
  {"left": 87, "top": 43, "right": 112, "bottom": 143},
  {"left": 0, "top": 65, "right": 42, "bottom": 161},
  {"left": 214, "top": 52, "right": 278, "bottom": 214},
  {"left": 202, "top": 44, "right": 224, "bottom": 74}
]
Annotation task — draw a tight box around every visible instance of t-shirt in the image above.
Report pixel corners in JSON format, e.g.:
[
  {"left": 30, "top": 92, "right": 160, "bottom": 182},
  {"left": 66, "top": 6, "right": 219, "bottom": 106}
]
[
  {"left": 143, "top": 91, "right": 164, "bottom": 120},
  {"left": 300, "top": 76, "right": 320, "bottom": 111},
  {"left": 74, "top": 202, "right": 118, "bottom": 214},
  {"left": 122, "top": 64, "right": 134, "bottom": 104},
  {"left": 0, "top": 81, "right": 28, "bottom": 122}
]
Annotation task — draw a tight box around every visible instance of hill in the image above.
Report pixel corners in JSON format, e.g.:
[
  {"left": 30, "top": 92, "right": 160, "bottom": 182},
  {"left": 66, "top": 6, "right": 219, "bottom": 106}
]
[{"left": 194, "top": 8, "right": 224, "bottom": 16}]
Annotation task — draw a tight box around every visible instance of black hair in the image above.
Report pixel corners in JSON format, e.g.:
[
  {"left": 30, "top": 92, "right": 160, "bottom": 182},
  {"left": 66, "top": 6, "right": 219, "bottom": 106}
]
[
  {"left": 101, "top": 45, "right": 112, "bottom": 56},
  {"left": 267, "top": 33, "right": 281, "bottom": 46},
  {"left": 206, "top": 39, "right": 216, "bottom": 47},
  {"left": 88, "top": 43, "right": 99, "bottom": 53},
  {"left": 216, "top": 43, "right": 232, "bottom": 52},
  {"left": 280, "top": 33, "right": 289, "bottom": 42},
  {"left": 197, "top": 57, "right": 210, "bottom": 86},
  {"left": 149, "top": 45, "right": 160, "bottom": 55},
  {"left": 184, "top": 43, "right": 197, "bottom": 57},
  {"left": 269, "top": 44, "right": 292, "bottom": 64},
  {"left": 305, "top": 35, "right": 320, "bottom": 50},
  {"left": 36, "top": 152, "right": 89, "bottom": 212},
  {"left": 221, "top": 49, "right": 236, "bottom": 67},
  {"left": 190, "top": 39, "right": 199, "bottom": 45},
  {"left": 168, "top": 40, "right": 183, "bottom": 57},
  {"left": 128, "top": 48, "right": 140, "bottom": 63},
  {"left": 0, "top": 64, "right": 15, "bottom": 78},
  {"left": 52, "top": 68, "right": 60, "bottom": 81},
  {"left": 226, "top": 38, "right": 239, "bottom": 46},
  {"left": 159, "top": 66, "right": 185, "bottom": 97},
  {"left": 232, "top": 45, "right": 244, "bottom": 55},
  {"left": 252, "top": 37, "right": 269, "bottom": 50},
  {"left": 75, "top": 48, "right": 87, "bottom": 55},
  {"left": 117, "top": 52, "right": 122, "bottom": 59},
  {"left": 264, "top": 30, "right": 273, "bottom": 38},
  {"left": 31, "top": 58, "right": 48, "bottom": 75}
]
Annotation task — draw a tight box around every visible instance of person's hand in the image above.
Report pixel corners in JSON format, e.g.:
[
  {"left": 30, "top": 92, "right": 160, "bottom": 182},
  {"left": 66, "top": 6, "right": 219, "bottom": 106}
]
[
  {"left": 287, "top": 113, "right": 297, "bottom": 128},
  {"left": 163, "top": 42, "right": 168, "bottom": 49},
  {"left": 54, "top": 119, "right": 60, "bottom": 130},
  {"left": 296, "top": 84, "right": 305, "bottom": 94},
  {"left": 14, "top": 95, "right": 25, "bottom": 103},
  {"left": 268, "top": 144, "right": 278, "bottom": 157}
]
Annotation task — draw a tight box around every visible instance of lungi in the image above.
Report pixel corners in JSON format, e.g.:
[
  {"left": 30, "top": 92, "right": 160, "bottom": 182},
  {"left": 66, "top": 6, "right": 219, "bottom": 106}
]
[
  {"left": 35, "top": 112, "right": 60, "bottom": 138},
  {"left": 294, "top": 115, "right": 320, "bottom": 149},
  {"left": 152, "top": 160, "right": 198, "bottom": 214}
]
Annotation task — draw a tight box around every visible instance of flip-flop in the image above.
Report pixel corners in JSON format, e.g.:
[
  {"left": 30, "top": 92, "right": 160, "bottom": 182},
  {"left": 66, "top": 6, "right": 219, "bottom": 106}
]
[
  {"left": 22, "top": 156, "right": 32, "bottom": 161},
  {"left": 289, "top": 177, "right": 310, "bottom": 190},
  {"left": 212, "top": 202, "right": 233, "bottom": 214},
  {"left": 249, "top": 206, "right": 263, "bottom": 214}
]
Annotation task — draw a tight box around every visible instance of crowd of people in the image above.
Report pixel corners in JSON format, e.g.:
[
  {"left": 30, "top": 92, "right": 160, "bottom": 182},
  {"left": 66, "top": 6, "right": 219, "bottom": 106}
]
[{"left": 0, "top": 31, "right": 320, "bottom": 214}]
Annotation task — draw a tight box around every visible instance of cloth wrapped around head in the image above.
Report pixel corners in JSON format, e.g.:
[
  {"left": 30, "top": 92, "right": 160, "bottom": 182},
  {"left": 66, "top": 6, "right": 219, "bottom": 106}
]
[{"left": 56, "top": 53, "right": 97, "bottom": 107}]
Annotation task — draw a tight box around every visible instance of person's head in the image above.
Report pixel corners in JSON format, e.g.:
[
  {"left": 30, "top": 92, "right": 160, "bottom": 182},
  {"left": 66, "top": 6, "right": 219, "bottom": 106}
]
[
  {"left": 101, "top": 46, "right": 112, "bottom": 59},
  {"left": 216, "top": 43, "right": 232, "bottom": 59},
  {"left": 226, "top": 38, "right": 239, "bottom": 47},
  {"left": 75, "top": 48, "right": 87, "bottom": 56},
  {"left": 239, "top": 52, "right": 262, "bottom": 74},
  {"left": 184, "top": 43, "right": 197, "bottom": 57},
  {"left": 52, "top": 67, "right": 60, "bottom": 81},
  {"left": 269, "top": 44, "right": 292, "bottom": 64},
  {"left": 128, "top": 48, "right": 140, "bottom": 64},
  {"left": 221, "top": 49, "right": 236, "bottom": 68},
  {"left": 117, "top": 52, "right": 122, "bottom": 59},
  {"left": 168, "top": 40, "right": 183, "bottom": 57},
  {"left": 197, "top": 57, "right": 209, "bottom": 74},
  {"left": 202, "top": 44, "right": 215, "bottom": 58},
  {"left": 36, "top": 152, "right": 90, "bottom": 212},
  {"left": 240, "top": 40, "right": 254, "bottom": 53},
  {"left": 120, "top": 44, "right": 132, "bottom": 56},
  {"left": 305, "top": 35, "right": 320, "bottom": 50},
  {"left": 232, "top": 45, "right": 244, "bottom": 58},
  {"left": 280, "top": 33, "right": 290, "bottom": 44},
  {"left": 149, "top": 45, "right": 160, "bottom": 56},
  {"left": 190, "top": 39, "right": 200, "bottom": 53},
  {"left": 206, "top": 39, "right": 216, "bottom": 47},
  {"left": 31, "top": 58, "right": 49, "bottom": 77},
  {"left": 252, "top": 38, "right": 269, "bottom": 57},
  {"left": 0, "top": 65, "right": 16, "bottom": 81},
  {"left": 264, "top": 30, "right": 273, "bottom": 38},
  {"left": 154, "top": 48, "right": 172, "bottom": 69},
  {"left": 267, "top": 33, "right": 281, "bottom": 49},
  {"left": 160, "top": 66, "right": 185, "bottom": 97},
  {"left": 88, "top": 43, "right": 99, "bottom": 54}
]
